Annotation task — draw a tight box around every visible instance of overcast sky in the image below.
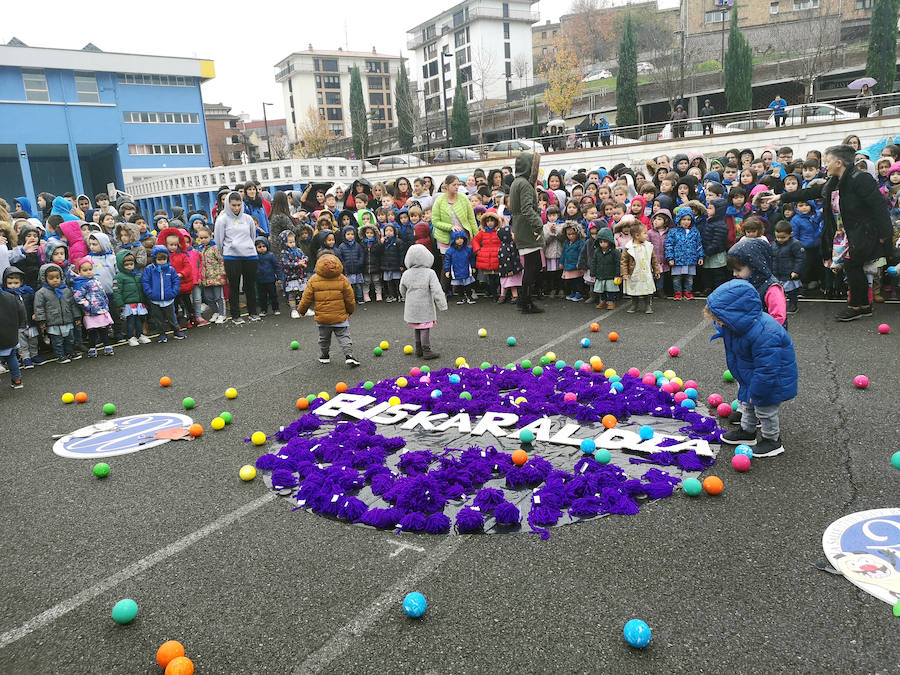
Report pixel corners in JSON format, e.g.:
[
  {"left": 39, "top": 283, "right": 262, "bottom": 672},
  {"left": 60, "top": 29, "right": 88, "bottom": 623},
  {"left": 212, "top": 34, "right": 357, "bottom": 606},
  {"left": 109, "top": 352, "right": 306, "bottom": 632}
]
[{"left": 7, "top": 0, "right": 673, "bottom": 120}]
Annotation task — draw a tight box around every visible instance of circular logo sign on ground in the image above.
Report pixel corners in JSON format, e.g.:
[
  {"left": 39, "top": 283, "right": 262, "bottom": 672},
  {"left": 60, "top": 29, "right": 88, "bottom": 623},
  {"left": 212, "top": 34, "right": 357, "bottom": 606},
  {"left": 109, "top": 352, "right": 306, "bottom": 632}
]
[
  {"left": 255, "top": 364, "right": 722, "bottom": 536},
  {"left": 53, "top": 413, "right": 194, "bottom": 458}
]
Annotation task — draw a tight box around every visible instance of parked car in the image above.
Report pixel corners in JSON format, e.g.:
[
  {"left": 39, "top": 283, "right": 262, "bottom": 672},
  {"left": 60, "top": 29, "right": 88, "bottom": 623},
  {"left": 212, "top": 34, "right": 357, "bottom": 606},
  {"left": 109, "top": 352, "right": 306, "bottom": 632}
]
[
  {"left": 432, "top": 148, "right": 478, "bottom": 164},
  {"left": 870, "top": 105, "right": 900, "bottom": 117},
  {"left": 764, "top": 103, "right": 854, "bottom": 128},
  {"left": 724, "top": 119, "right": 770, "bottom": 133},
  {"left": 376, "top": 153, "right": 426, "bottom": 169},
  {"left": 637, "top": 62, "right": 655, "bottom": 74},
  {"left": 583, "top": 69, "right": 613, "bottom": 82},
  {"left": 657, "top": 119, "right": 728, "bottom": 140},
  {"left": 486, "top": 139, "right": 545, "bottom": 159}
]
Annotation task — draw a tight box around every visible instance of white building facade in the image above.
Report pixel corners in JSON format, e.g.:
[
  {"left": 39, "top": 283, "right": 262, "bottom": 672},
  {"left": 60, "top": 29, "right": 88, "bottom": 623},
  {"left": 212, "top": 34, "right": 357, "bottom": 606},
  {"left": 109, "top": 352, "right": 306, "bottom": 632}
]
[
  {"left": 406, "top": 0, "right": 538, "bottom": 117},
  {"left": 275, "top": 47, "right": 404, "bottom": 144}
]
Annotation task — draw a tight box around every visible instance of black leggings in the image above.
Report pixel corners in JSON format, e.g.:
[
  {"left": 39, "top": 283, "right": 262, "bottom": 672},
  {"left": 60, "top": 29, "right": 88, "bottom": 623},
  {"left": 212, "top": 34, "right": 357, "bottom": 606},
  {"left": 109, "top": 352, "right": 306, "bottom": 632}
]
[
  {"left": 224, "top": 259, "right": 258, "bottom": 318},
  {"left": 518, "top": 250, "right": 542, "bottom": 308}
]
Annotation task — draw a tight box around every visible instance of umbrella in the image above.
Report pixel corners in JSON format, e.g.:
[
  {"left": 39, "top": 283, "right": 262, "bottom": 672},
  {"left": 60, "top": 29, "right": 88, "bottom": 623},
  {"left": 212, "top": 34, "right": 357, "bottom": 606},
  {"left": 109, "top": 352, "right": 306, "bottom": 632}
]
[
  {"left": 301, "top": 181, "right": 333, "bottom": 210},
  {"left": 848, "top": 77, "right": 876, "bottom": 90},
  {"left": 547, "top": 118, "right": 567, "bottom": 128}
]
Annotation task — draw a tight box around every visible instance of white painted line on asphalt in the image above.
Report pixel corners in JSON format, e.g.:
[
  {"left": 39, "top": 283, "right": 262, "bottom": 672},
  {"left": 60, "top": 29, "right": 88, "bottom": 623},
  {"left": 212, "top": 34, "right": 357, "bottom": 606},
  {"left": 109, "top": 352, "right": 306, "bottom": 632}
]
[
  {"left": 520, "top": 306, "right": 622, "bottom": 362},
  {"left": 386, "top": 539, "right": 426, "bottom": 558},
  {"left": 0, "top": 491, "right": 276, "bottom": 650},
  {"left": 644, "top": 317, "right": 712, "bottom": 375},
  {"left": 294, "top": 536, "right": 465, "bottom": 675}
]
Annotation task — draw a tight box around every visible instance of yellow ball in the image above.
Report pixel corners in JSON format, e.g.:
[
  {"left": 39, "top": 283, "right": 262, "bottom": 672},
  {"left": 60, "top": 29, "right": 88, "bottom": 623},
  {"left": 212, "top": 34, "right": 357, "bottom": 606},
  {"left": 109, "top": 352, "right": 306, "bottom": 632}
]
[
  {"left": 403, "top": 344, "right": 414, "bottom": 354},
  {"left": 61, "top": 392, "right": 75, "bottom": 404},
  {"left": 455, "top": 356, "right": 466, "bottom": 366},
  {"left": 671, "top": 376, "right": 683, "bottom": 387},
  {"left": 239, "top": 465, "right": 256, "bottom": 481},
  {"left": 589, "top": 356, "right": 603, "bottom": 366},
  {"left": 514, "top": 396, "right": 527, "bottom": 405},
  {"left": 251, "top": 431, "right": 267, "bottom": 446},
  {"left": 225, "top": 387, "right": 238, "bottom": 399},
  {"left": 388, "top": 396, "right": 401, "bottom": 407},
  {"left": 379, "top": 340, "right": 389, "bottom": 350},
  {"left": 614, "top": 276, "right": 622, "bottom": 285},
  {"left": 459, "top": 362, "right": 470, "bottom": 369},
  {"left": 663, "top": 369, "right": 676, "bottom": 380},
  {"left": 604, "top": 368, "right": 617, "bottom": 378},
  {"left": 396, "top": 377, "right": 408, "bottom": 388},
  {"left": 545, "top": 352, "right": 556, "bottom": 362},
  {"left": 478, "top": 328, "right": 487, "bottom": 337},
  {"left": 317, "top": 391, "right": 330, "bottom": 401},
  {"left": 211, "top": 417, "right": 226, "bottom": 430}
]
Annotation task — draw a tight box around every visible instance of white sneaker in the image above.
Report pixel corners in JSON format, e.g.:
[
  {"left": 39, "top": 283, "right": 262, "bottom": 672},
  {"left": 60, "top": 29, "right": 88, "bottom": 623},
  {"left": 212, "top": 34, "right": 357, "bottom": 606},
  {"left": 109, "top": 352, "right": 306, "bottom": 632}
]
[
  {"left": 209, "top": 313, "right": 219, "bottom": 323},
  {"left": 305, "top": 309, "right": 315, "bottom": 317},
  {"left": 138, "top": 335, "right": 151, "bottom": 344},
  {"left": 201, "top": 303, "right": 209, "bottom": 313},
  {"left": 215, "top": 315, "right": 227, "bottom": 324},
  {"left": 291, "top": 310, "right": 300, "bottom": 319},
  {"left": 127, "top": 337, "right": 140, "bottom": 347}
]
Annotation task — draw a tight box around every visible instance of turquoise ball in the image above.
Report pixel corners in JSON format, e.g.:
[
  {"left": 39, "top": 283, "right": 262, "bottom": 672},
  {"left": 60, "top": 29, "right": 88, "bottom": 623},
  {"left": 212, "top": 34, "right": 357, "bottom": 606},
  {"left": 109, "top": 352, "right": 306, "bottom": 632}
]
[
  {"left": 594, "top": 449, "right": 611, "bottom": 464},
  {"left": 682, "top": 477, "right": 703, "bottom": 496},
  {"left": 111, "top": 598, "right": 138, "bottom": 624},
  {"left": 507, "top": 336, "right": 517, "bottom": 346},
  {"left": 519, "top": 429, "right": 535, "bottom": 444}
]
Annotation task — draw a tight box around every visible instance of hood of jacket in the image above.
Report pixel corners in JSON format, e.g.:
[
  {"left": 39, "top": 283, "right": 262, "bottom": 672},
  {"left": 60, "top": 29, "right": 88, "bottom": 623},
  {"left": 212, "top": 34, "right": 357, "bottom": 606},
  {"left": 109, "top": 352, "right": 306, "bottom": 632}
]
[
  {"left": 481, "top": 209, "right": 502, "bottom": 229},
  {"left": 728, "top": 237, "right": 777, "bottom": 290},
  {"left": 404, "top": 243, "right": 434, "bottom": 269},
  {"left": 50, "top": 195, "right": 77, "bottom": 221},
  {"left": 254, "top": 236, "right": 270, "bottom": 253},
  {"left": 38, "top": 263, "right": 64, "bottom": 286},
  {"left": 17, "top": 223, "right": 42, "bottom": 246},
  {"left": 674, "top": 206, "right": 695, "bottom": 225},
  {"left": 149, "top": 245, "right": 171, "bottom": 267},
  {"left": 708, "top": 198, "right": 728, "bottom": 225},
  {"left": 340, "top": 226, "right": 358, "bottom": 244},
  {"left": 652, "top": 209, "right": 674, "bottom": 229},
  {"left": 337, "top": 208, "right": 356, "bottom": 227},
  {"left": 279, "top": 229, "right": 298, "bottom": 250},
  {"left": 115, "top": 249, "right": 138, "bottom": 273},
  {"left": 44, "top": 240, "right": 69, "bottom": 263},
  {"left": 14, "top": 196, "right": 34, "bottom": 216},
  {"left": 2, "top": 265, "right": 25, "bottom": 288},
  {"left": 596, "top": 227, "right": 615, "bottom": 245},
  {"left": 706, "top": 279, "right": 763, "bottom": 335},
  {"left": 655, "top": 194, "right": 674, "bottom": 212},
  {"left": 315, "top": 253, "right": 343, "bottom": 279},
  {"left": 156, "top": 227, "right": 189, "bottom": 250},
  {"left": 88, "top": 231, "right": 114, "bottom": 253},
  {"left": 497, "top": 225, "right": 514, "bottom": 243},
  {"left": 114, "top": 221, "right": 141, "bottom": 244},
  {"left": 515, "top": 152, "right": 540, "bottom": 184},
  {"left": 449, "top": 230, "right": 470, "bottom": 246}
]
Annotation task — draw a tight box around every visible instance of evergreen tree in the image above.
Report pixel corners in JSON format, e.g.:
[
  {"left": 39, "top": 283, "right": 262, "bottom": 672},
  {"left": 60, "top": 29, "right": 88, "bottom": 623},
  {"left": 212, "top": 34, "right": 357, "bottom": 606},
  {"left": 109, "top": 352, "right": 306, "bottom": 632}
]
[
  {"left": 348, "top": 66, "right": 369, "bottom": 158},
  {"left": 615, "top": 12, "right": 638, "bottom": 129},
  {"left": 724, "top": 3, "right": 752, "bottom": 112},
  {"left": 531, "top": 100, "right": 540, "bottom": 138},
  {"left": 395, "top": 58, "right": 416, "bottom": 153},
  {"left": 866, "top": 0, "right": 899, "bottom": 97},
  {"left": 450, "top": 79, "right": 471, "bottom": 147}
]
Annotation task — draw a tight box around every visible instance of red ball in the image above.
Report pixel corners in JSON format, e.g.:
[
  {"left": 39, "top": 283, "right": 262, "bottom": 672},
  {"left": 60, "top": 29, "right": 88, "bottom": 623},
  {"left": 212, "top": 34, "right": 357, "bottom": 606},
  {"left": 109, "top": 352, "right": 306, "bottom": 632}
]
[
  {"left": 668, "top": 346, "right": 680, "bottom": 357},
  {"left": 853, "top": 375, "right": 869, "bottom": 389},
  {"left": 642, "top": 373, "right": 657, "bottom": 385},
  {"left": 717, "top": 402, "right": 734, "bottom": 417},
  {"left": 410, "top": 367, "right": 422, "bottom": 377},
  {"left": 673, "top": 391, "right": 688, "bottom": 403},
  {"left": 708, "top": 393, "right": 724, "bottom": 407},
  {"left": 627, "top": 368, "right": 641, "bottom": 377},
  {"left": 878, "top": 323, "right": 890, "bottom": 334},
  {"left": 683, "top": 380, "right": 698, "bottom": 391},
  {"left": 731, "top": 454, "right": 751, "bottom": 472}
]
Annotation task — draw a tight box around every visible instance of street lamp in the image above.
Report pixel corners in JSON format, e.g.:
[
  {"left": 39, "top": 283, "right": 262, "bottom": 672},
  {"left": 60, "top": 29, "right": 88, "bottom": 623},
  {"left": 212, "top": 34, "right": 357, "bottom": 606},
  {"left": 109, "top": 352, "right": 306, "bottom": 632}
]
[
  {"left": 673, "top": 30, "right": 685, "bottom": 107},
  {"left": 439, "top": 46, "right": 451, "bottom": 148},
  {"left": 262, "top": 102, "right": 273, "bottom": 160},
  {"left": 416, "top": 88, "right": 430, "bottom": 152}
]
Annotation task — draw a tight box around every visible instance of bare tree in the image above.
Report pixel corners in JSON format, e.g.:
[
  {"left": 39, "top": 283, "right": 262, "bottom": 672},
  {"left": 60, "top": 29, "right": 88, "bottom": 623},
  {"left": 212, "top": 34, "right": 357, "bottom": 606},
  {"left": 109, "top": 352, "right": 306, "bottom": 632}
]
[
  {"left": 471, "top": 45, "right": 502, "bottom": 144},
  {"left": 778, "top": 10, "right": 842, "bottom": 102},
  {"left": 295, "top": 106, "right": 330, "bottom": 158},
  {"left": 512, "top": 53, "right": 530, "bottom": 89},
  {"left": 647, "top": 37, "right": 703, "bottom": 119},
  {"left": 562, "top": 0, "right": 614, "bottom": 66},
  {"left": 269, "top": 132, "right": 291, "bottom": 160}
]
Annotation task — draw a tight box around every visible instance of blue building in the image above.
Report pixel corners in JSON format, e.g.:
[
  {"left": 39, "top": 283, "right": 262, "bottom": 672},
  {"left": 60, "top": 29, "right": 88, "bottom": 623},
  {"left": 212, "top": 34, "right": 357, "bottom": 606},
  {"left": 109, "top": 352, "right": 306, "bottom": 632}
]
[{"left": 0, "top": 39, "right": 214, "bottom": 207}]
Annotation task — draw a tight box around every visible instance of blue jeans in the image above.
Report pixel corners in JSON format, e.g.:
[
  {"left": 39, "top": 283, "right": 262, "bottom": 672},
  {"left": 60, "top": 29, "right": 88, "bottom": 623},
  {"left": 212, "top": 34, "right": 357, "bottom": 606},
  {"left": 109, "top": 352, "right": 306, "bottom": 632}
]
[
  {"left": 673, "top": 274, "right": 694, "bottom": 294},
  {"left": 3, "top": 351, "right": 21, "bottom": 381},
  {"left": 125, "top": 315, "right": 143, "bottom": 339},
  {"left": 49, "top": 330, "right": 75, "bottom": 358}
]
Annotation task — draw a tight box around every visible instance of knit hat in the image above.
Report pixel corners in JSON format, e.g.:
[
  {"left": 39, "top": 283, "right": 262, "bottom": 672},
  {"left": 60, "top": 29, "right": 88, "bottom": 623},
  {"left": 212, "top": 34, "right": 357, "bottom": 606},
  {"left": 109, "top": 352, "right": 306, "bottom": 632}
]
[
  {"left": 675, "top": 206, "right": 695, "bottom": 224},
  {"left": 153, "top": 213, "right": 169, "bottom": 224},
  {"left": 189, "top": 214, "right": 206, "bottom": 225}
]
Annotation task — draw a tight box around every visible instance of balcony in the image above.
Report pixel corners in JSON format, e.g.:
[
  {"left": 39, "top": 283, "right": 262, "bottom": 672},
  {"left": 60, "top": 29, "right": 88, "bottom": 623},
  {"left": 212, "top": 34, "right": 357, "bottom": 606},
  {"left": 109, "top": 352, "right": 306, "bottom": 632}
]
[{"left": 275, "top": 63, "right": 295, "bottom": 82}]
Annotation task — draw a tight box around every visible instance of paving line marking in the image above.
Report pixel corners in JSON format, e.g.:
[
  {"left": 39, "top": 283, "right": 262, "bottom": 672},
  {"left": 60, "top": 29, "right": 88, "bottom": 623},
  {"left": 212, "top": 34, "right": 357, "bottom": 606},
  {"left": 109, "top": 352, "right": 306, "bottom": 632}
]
[
  {"left": 644, "top": 317, "right": 711, "bottom": 375},
  {"left": 0, "top": 492, "right": 276, "bottom": 650},
  {"left": 519, "top": 306, "right": 622, "bottom": 362}
]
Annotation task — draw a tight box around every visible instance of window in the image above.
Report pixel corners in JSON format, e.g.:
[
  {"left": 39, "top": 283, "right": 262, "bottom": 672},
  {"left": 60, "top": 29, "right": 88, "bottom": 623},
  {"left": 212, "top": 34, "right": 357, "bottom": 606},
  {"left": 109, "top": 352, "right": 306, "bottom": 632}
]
[
  {"left": 425, "top": 43, "right": 437, "bottom": 59},
  {"left": 22, "top": 69, "right": 49, "bottom": 101},
  {"left": 502, "top": 2, "right": 509, "bottom": 18},
  {"left": 422, "top": 65, "right": 428, "bottom": 79},
  {"left": 541, "top": 31, "right": 547, "bottom": 39},
  {"left": 289, "top": 95, "right": 294, "bottom": 108},
  {"left": 455, "top": 29, "right": 466, "bottom": 48},
  {"left": 428, "top": 61, "right": 438, "bottom": 77},
  {"left": 504, "top": 43, "right": 511, "bottom": 59},
  {"left": 325, "top": 91, "right": 341, "bottom": 105},
  {"left": 123, "top": 111, "right": 199, "bottom": 124},
  {"left": 366, "top": 60, "right": 383, "bottom": 73},
  {"left": 323, "top": 75, "right": 340, "bottom": 89},
  {"left": 316, "top": 92, "right": 324, "bottom": 105},
  {"left": 291, "top": 110, "right": 296, "bottom": 124},
  {"left": 456, "top": 49, "right": 467, "bottom": 67},
  {"left": 770, "top": 1, "right": 779, "bottom": 13},
  {"left": 460, "top": 66, "right": 472, "bottom": 83},
  {"left": 368, "top": 76, "right": 383, "bottom": 89},
  {"left": 326, "top": 108, "right": 343, "bottom": 120},
  {"left": 320, "top": 59, "right": 339, "bottom": 72},
  {"left": 792, "top": 0, "right": 818, "bottom": 8},
  {"left": 127, "top": 143, "right": 202, "bottom": 155},
  {"left": 117, "top": 73, "right": 193, "bottom": 86},
  {"left": 503, "top": 22, "right": 510, "bottom": 39},
  {"left": 453, "top": 9, "right": 464, "bottom": 27},
  {"left": 704, "top": 9, "right": 730, "bottom": 22},
  {"left": 74, "top": 72, "right": 99, "bottom": 103},
  {"left": 328, "top": 123, "right": 344, "bottom": 136},
  {"left": 372, "top": 122, "right": 386, "bottom": 131},
  {"left": 369, "top": 92, "right": 384, "bottom": 106},
  {"left": 854, "top": 0, "right": 872, "bottom": 6},
  {"left": 505, "top": 62, "right": 512, "bottom": 77},
  {"left": 425, "top": 24, "right": 436, "bottom": 40},
  {"left": 288, "top": 79, "right": 292, "bottom": 92}
]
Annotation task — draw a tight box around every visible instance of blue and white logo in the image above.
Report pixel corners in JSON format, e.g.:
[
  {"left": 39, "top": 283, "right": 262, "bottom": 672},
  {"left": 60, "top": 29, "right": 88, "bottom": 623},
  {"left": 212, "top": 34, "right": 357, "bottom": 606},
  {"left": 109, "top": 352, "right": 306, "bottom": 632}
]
[{"left": 52, "top": 413, "right": 194, "bottom": 459}]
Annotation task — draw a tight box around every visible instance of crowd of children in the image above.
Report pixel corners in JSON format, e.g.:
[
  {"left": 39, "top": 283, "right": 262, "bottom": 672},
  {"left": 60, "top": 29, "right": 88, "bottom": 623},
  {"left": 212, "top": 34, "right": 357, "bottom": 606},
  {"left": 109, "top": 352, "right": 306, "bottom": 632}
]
[{"left": 0, "top": 137, "right": 897, "bottom": 387}]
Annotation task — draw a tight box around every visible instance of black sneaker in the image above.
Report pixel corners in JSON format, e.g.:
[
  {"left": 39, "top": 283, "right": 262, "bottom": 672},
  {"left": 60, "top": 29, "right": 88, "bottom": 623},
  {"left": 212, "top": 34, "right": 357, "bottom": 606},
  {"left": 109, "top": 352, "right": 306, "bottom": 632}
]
[
  {"left": 10, "top": 379, "right": 23, "bottom": 389},
  {"left": 58, "top": 357, "right": 72, "bottom": 364},
  {"left": 70, "top": 353, "right": 82, "bottom": 360},
  {"left": 319, "top": 354, "right": 330, "bottom": 364},
  {"left": 173, "top": 332, "right": 186, "bottom": 340},
  {"left": 787, "top": 302, "right": 799, "bottom": 315},
  {"left": 754, "top": 436, "right": 785, "bottom": 457},
  {"left": 345, "top": 356, "right": 360, "bottom": 367},
  {"left": 836, "top": 306, "right": 872, "bottom": 321},
  {"left": 722, "top": 428, "right": 757, "bottom": 446},
  {"left": 728, "top": 410, "right": 742, "bottom": 426}
]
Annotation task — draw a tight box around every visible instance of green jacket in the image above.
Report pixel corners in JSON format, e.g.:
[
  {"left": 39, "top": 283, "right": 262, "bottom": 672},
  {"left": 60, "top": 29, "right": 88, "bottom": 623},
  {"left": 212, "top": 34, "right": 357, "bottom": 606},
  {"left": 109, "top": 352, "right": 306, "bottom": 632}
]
[
  {"left": 509, "top": 152, "right": 544, "bottom": 250},
  {"left": 589, "top": 229, "right": 621, "bottom": 280},
  {"left": 432, "top": 192, "right": 477, "bottom": 246},
  {"left": 112, "top": 250, "right": 144, "bottom": 307}
]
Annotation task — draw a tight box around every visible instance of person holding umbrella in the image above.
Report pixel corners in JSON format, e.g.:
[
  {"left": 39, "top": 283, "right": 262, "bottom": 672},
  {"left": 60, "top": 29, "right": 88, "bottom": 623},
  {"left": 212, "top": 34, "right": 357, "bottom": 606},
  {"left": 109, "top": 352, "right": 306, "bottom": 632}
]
[{"left": 851, "top": 80, "right": 876, "bottom": 118}]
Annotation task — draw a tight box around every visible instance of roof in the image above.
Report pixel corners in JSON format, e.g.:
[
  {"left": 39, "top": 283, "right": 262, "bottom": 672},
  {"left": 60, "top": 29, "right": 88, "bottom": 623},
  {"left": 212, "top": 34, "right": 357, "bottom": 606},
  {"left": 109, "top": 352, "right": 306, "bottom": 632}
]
[{"left": 275, "top": 48, "right": 402, "bottom": 67}]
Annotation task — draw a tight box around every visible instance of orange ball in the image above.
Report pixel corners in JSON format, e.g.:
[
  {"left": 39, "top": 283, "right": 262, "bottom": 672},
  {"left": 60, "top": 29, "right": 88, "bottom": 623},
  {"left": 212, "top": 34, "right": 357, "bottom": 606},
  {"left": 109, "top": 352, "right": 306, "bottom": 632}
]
[
  {"left": 165, "top": 656, "right": 194, "bottom": 675},
  {"left": 511, "top": 449, "right": 528, "bottom": 466},
  {"left": 296, "top": 397, "right": 310, "bottom": 410},
  {"left": 602, "top": 414, "right": 617, "bottom": 429},
  {"left": 590, "top": 322, "right": 600, "bottom": 332},
  {"left": 188, "top": 423, "right": 203, "bottom": 437},
  {"left": 156, "top": 640, "right": 186, "bottom": 667},
  {"left": 608, "top": 332, "right": 618, "bottom": 342},
  {"left": 74, "top": 391, "right": 88, "bottom": 403},
  {"left": 703, "top": 476, "right": 724, "bottom": 495},
  {"left": 159, "top": 376, "right": 172, "bottom": 387},
  {"left": 335, "top": 382, "right": 348, "bottom": 393}
]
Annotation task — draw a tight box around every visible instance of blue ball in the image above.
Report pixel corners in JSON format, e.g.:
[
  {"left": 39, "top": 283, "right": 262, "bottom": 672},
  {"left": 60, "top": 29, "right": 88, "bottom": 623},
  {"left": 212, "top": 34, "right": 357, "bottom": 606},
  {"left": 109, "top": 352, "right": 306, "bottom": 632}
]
[
  {"left": 658, "top": 377, "right": 670, "bottom": 386},
  {"left": 609, "top": 375, "right": 621, "bottom": 383},
  {"left": 403, "top": 592, "right": 427, "bottom": 618},
  {"left": 734, "top": 444, "right": 754, "bottom": 458},
  {"left": 639, "top": 425, "right": 654, "bottom": 440},
  {"left": 684, "top": 387, "right": 698, "bottom": 400},
  {"left": 580, "top": 438, "right": 596, "bottom": 454},
  {"left": 680, "top": 398, "right": 696, "bottom": 410},
  {"left": 580, "top": 338, "right": 591, "bottom": 348},
  {"left": 611, "top": 381, "right": 624, "bottom": 392},
  {"left": 555, "top": 360, "right": 566, "bottom": 370},
  {"left": 448, "top": 374, "right": 461, "bottom": 384},
  {"left": 431, "top": 389, "right": 443, "bottom": 399},
  {"left": 623, "top": 619, "right": 651, "bottom": 648},
  {"left": 887, "top": 265, "right": 898, "bottom": 276}
]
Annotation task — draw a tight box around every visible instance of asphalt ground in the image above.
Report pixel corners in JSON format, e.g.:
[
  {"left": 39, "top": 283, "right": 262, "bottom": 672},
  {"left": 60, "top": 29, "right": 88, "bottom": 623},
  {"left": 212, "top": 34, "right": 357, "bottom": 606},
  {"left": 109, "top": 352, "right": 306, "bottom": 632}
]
[{"left": 0, "top": 293, "right": 898, "bottom": 674}]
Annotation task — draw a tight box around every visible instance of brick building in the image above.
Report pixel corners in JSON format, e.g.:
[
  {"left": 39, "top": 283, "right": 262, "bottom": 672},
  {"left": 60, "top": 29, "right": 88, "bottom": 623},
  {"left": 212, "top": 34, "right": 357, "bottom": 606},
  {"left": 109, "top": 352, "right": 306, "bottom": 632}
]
[
  {"left": 203, "top": 102, "right": 244, "bottom": 167},
  {"left": 531, "top": 19, "right": 560, "bottom": 73}
]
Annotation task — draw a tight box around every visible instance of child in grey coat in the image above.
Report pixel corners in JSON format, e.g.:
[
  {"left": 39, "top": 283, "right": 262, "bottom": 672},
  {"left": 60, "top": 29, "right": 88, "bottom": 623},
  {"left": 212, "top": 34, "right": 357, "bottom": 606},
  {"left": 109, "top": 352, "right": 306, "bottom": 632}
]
[{"left": 399, "top": 244, "right": 447, "bottom": 359}]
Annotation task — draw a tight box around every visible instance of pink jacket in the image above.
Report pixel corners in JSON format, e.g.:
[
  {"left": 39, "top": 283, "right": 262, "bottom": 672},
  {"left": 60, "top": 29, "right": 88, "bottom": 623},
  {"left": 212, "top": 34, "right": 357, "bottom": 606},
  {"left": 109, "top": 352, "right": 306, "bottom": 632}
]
[{"left": 58, "top": 220, "right": 88, "bottom": 263}]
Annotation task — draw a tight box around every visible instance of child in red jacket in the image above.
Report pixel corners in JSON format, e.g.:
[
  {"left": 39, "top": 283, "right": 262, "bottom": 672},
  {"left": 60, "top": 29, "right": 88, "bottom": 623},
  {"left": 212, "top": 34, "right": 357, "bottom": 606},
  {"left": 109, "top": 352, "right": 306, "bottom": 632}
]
[
  {"left": 472, "top": 209, "right": 502, "bottom": 300},
  {"left": 156, "top": 227, "right": 196, "bottom": 327}
]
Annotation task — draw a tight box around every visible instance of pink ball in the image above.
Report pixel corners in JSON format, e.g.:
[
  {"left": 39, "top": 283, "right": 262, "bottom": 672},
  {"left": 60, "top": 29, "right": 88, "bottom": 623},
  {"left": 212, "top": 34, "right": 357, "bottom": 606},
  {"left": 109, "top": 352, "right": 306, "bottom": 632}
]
[
  {"left": 419, "top": 375, "right": 431, "bottom": 384},
  {"left": 673, "top": 391, "right": 688, "bottom": 403},
  {"left": 717, "top": 402, "right": 734, "bottom": 417},
  {"left": 732, "top": 454, "right": 751, "bottom": 472},
  {"left": 707, "top": 393, "right": 724, "bottom": 407},
  {"left": 661, "top": 382, "right": 675, "bottom": 393},
  {"left": 668, "top": 346, "right": 680, "bottom": 357},
  {"left": 627, "top": 367, "right": 641, "bottom": 377},
  {"left": 410, "top": 367, "right": 422, "bottom": 377},
  {"left": 854, "top": 375, "right": 869, "bottom": 389},
  {"left": 563, "top": 392, "right": 577, "bottom": 402},
  {"left": 668, "top": 380, "right": 682, "bottom": 393},
  {"left": 642, "top": 373, "right": 657, "bottom": 385},
  {"left": 580, "top": 363, "right": 592, "bottom": 373},
  {"left": 683, "top": 380, "right": 698, "bottom": 391},
  {"left": 878, "top": 323, "right": 891, "bottom": 335}
]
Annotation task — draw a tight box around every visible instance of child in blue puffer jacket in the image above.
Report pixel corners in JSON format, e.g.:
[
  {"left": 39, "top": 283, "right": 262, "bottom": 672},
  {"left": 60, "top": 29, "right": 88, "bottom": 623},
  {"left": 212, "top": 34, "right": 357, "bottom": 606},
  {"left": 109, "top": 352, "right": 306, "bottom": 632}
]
[
  {"left": 141, "top": 246, "right": 184, "bottom": 343},
  {"left": 560, "top": 222, "right": 586, "bottom": 301},
  {"left": 255, "top": 237, "right": 283, "bottom": 316},
  {"left": 666, "top": 206, "right": 704, "bottom": 299},
  {"left": 789, "top": 200, "right": 823, "bottom": 289},
  {"left": 706, "top": 279, "right": 797, "bottom": 458},
  {"left": 443, "top": 230, "right": 476, "bottom": 304},
  {"left": 336, "top": 225, "right": 366, "bottom": 302}
]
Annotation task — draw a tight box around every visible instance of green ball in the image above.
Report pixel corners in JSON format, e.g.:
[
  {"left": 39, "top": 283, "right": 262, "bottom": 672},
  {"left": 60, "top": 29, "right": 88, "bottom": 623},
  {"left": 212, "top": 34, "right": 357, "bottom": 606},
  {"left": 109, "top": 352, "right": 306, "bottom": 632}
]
[
  {"left": 507, "top": 336, "right": 517, "bottom": 346},
  {"left": 532, "top": 366, "right": 543, "bottom": 376},
  {"left": 594, "top": 449, "right": 611, "bottom": 464},
  {"left": 459, "top": 391, "right": 472, "bottom": 400},
  {"left": 290, "top": 340, "right": 300, "bottom": 350},
  {"left": 891, "top": 451, "right": 900, "bottom": 470},
  {"left": 521, "top": 359, "right": 532, "bottom": 369},
  {"left": 723, "top": 369, "right": 735, "bottom": 382},
  {"left": 519, "top": 429, "right": 535, "bottom": 444},
  {"left": 540, "top": 355, "right": 550, "bottom": 365},
  {"left": 182, "top": 397, "right": 195, "bottom": 410},
  {"left": 363, "top": 381, "right": 375, "bottom": 390},
  {"left": 505, "top": 363, "right": 515, "bottom": 370},
  {"left": 682, "top": 477, "right": 703, "bottom": 496},
  {"left": 111, "top": 598, "right": 138, "bottom": 624},
  {"left": 894, "top": 599, "right": 900, "bottom": 618},
  {"left": 220, "top": 411, "right": 233, "bottom": 424},
  {"left": 93, "top": 462, "right": 110, "bottom": 479},
  {"left": 306, "top": 394, "right": 316, "bottom": 402},
  {"left": 373, "top": 346, "right": 383, "bottom": 356},
  {"left": 102, "top": 403, "right": 116, "bottom": 415},
  {"left": 480, "top": 362, "right": 491, "bottom": 370},
  {"left": 421, "top": 366, "right": 431, "bottom": 373},
  {"left": 731, "top": 399, "right": 739, "bottom": 411}
]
